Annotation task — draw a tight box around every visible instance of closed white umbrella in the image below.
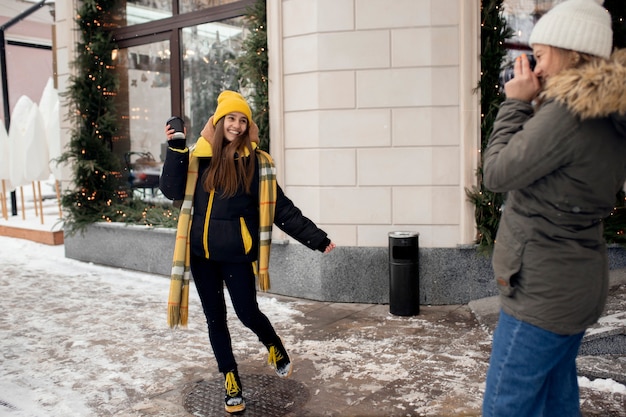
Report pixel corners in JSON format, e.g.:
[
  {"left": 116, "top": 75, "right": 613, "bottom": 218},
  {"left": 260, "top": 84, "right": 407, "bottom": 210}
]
[
  {"left": 39, "top": 78, "right": 56, "bottom": 128},
  {"left": 0, "top": 119, "right": 10, "bottom": 186},
  {"left": 9, "top": 95, "right": 49, "bottom": 185},
  {"left": 39, "top": 78, "right": 62, "bottom": 178},
  {"left": 8, "top": 95, "right": 49, "bottom": 222},
  {"left": 40, "top": 84, "right": 63, "bottom": 219},
  {"left": 7, "top": 95, "right": 33, "bottom": 189}
]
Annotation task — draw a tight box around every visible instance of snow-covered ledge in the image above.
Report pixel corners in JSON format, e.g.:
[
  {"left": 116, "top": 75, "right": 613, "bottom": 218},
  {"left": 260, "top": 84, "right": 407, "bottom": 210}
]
[
  {"left": 64, "top": 222, "right": 176, "bottom": 276},
  {"left": 64, "top": 223, "right": 626, "bottom": 305}
]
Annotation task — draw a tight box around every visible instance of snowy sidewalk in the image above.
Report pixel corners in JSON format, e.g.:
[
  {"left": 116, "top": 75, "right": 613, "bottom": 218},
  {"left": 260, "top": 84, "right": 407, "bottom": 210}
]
[{"left": 0, "top": 235, "right": 625, "bottom": 416}]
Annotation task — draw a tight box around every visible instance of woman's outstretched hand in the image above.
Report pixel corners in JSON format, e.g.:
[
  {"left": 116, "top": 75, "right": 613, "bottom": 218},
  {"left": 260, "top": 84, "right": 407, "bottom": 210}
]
[{"left": 323, "top": 242, "right": 336, "bottom": 254}]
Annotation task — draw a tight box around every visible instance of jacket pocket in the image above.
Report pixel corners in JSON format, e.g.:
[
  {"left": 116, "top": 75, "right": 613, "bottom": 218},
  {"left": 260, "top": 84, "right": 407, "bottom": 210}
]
[
  {"left": 240, "top": 217, "right": 252, "bottom": 254},
  {"left": 492, "top": 215, "right": 525, "bottom": 297}
]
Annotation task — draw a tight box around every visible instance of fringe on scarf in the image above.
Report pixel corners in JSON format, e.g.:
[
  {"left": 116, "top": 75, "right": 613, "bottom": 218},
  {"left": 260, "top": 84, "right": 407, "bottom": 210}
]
[
  {"left": 167, "top": 277, "right": 189, "bottom": 327},
  {"left": 258, "top": 272, "right": 271, "bottom": 292}
]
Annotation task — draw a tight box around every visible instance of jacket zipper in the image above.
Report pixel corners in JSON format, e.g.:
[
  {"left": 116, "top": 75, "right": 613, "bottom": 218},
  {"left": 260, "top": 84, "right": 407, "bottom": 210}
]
[{"left": 202, "top": 190, "right": 215, "bottom": 258}]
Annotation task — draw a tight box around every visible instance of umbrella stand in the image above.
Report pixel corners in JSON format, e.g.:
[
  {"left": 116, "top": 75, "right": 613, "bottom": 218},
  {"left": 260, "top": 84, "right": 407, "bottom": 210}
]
[
  {"left": 31, "top": 182, "right": 39, "bottom": 217},
  {"left": 19, "top": 186, "right": 25, "bottom": 220},
  {"left": 37, "top": 181, "right": 44, "bottom": 224},
  {"left": 0, "top": 179, "right": 7, "bottom": 220},
  {"left": 55, "top": 179, "right": 62, "bottom": 219}
]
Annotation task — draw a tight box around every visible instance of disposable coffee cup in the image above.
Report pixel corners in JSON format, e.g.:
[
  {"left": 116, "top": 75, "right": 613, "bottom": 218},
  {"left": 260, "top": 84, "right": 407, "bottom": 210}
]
[{"left": 166, "top": 116, "right": 185, "bottom": 140}]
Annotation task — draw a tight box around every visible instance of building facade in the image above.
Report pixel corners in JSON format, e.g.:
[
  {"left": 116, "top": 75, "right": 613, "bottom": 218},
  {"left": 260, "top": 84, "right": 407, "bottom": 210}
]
[
  {"left": 54, "top": 0, "right": 481, "bottom": 249},
  {"left": 52, "top": 0, "right": 566, "bottom": 303}
]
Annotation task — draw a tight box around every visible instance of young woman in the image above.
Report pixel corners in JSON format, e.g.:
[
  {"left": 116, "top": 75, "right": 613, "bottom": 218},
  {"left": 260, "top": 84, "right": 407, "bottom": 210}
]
[
  {"left": 481, "top": 1, "right": 626, "bottom": 416},
  {"left": 160, "top": 91, "right": 335, "bottom": 413}
]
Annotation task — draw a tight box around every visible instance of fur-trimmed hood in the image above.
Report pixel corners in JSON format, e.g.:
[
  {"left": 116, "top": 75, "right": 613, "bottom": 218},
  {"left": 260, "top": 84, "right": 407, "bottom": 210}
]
[{"left": 541, "top": 48, "right": 626, "bottom": 135}]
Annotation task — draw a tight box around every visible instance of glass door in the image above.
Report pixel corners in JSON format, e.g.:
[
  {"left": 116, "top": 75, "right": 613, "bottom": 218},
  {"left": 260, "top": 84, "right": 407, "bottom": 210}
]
[
  {"left": 114, "top": 39, "right": 171, "bottom": 196},
  {"left": 110, "top": 1, "right": 252, "bottom": 198},
  {"left": 181, "top": 16, "right": 248, "bottom": 140}
]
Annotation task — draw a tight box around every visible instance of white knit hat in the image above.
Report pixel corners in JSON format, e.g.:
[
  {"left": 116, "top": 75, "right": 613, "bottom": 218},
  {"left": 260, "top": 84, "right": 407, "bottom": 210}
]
[{"left": 529, "top": 0, "right": 613, "bottom": 59}]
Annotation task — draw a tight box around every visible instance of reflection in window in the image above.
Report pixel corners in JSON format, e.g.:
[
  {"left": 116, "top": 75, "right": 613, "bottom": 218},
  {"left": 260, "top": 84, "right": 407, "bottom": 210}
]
[
  {"left": 180, "top": 0, "right": 241, "bottom": 14},
  {"left": 114, "top": 0, "right": 173, "bottom": 27},
  {"left": 114, "top": 40, "right": 171, "bottom": 164},
  {"left": 501, "top": 0, "right": 565, "bottom": 79},
  {"left": 182, "top": 17, "right": 248, "bottom": 139},
  {"left": 503, "top": 0, "right": 564, "bottom": 47}
]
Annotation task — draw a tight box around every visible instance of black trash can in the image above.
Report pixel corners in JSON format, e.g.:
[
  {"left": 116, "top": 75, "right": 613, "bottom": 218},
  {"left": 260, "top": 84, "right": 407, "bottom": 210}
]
[{"left": 388, "top": 231, "right": 419, "bottom": 316}]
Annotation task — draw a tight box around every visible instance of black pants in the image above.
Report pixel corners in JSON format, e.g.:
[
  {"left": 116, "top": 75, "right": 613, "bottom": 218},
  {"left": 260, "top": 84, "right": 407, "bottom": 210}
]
[{"left": 190, "top": 254, "right": 281, "bottom": 373}]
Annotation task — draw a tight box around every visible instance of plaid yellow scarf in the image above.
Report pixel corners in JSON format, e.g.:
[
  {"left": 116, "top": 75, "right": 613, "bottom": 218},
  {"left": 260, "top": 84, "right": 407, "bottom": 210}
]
[
  {"left": 256, "top": 149, "right": 277, "bottom": 291},
  {"left": 167, "top": 140, "right": 277, "bottom": 328}
]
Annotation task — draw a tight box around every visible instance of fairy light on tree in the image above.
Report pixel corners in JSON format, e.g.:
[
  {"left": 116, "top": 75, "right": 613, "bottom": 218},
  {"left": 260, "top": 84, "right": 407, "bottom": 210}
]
[
  {"left": 57, "top": 0, "right": 123, "bottom": 234},
  {"left": 239, "top": 0, "right": 269, "bottom": 151},
  {"left": 466, "top": 0, "right": 512, "bottom": 253},
  {"left": 57, "top": 0, "right": 178, "bottom": 232},
  {"left": 602, "top": 0, "right": 626, "bottom": 243}
]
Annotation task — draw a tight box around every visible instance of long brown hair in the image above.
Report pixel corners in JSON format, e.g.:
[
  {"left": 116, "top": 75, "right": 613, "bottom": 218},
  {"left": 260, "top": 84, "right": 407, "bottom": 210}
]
[{"left": 202, "top": 117, "right": 256, "bottom": 197}]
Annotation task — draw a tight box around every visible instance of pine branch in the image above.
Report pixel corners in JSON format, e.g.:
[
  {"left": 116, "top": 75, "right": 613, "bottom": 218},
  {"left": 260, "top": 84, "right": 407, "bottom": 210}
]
[
  {"left": 239, "top": 0, "right": 269, "bottom": 151},
  {"left": 466, "top": 0, "right": 512, "bottom": 252}
]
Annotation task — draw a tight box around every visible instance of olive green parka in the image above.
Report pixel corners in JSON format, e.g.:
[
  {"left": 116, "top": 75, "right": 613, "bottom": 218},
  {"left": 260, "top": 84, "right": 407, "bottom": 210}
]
[{"left": 484, "top": 50, "right": 626, "bottom": 335}]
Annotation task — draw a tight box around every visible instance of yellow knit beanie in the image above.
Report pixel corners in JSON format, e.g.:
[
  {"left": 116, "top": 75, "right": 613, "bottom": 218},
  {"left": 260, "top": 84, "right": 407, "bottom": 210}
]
[{"left": 212, "top": 90, "right": 252, "bottom": 126}]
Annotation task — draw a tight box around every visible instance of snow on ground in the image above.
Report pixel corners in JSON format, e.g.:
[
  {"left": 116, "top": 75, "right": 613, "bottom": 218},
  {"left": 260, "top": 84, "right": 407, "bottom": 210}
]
[
  {"left": 579, "top": 377, "right": 626, "bottom": 394},
  {"left": 1, "top": 235, "right": 624, "bottom": 417},
  {"left": 0, "top": 235, "right": 296, "bottom": 416},
  {"left": 0, "top": 176, "right": 63, "bottom": 232},
  {"left": 0, "top": 184, "right": 625, "bottom": 416}
]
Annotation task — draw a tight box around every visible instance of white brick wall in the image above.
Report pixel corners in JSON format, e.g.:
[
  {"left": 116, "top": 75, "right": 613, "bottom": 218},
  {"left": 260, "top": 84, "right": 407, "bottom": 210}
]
[{"left": 273, "top": 0, "right": 480, "bottom": 247}]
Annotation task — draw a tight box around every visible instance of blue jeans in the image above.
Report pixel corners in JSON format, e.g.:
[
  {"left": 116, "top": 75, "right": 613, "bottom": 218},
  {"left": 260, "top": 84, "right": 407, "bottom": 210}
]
[{"left": 482, "top": 310, "right": 584, "bottom": 417}]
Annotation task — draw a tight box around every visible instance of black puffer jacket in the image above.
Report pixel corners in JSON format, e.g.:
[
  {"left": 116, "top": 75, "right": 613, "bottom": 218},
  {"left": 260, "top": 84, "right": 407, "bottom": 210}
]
[{"left": 160, "top": 138, "right": 330, "bottom": 262}]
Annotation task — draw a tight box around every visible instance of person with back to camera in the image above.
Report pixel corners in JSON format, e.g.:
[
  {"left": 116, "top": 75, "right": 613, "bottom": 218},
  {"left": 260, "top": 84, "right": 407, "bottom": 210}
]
[
  {"left": 481, "top": 0, "right": 626, "bottom": 416},
  {"left": 160, "top": 90, "right": 336, "bottom": 414}
]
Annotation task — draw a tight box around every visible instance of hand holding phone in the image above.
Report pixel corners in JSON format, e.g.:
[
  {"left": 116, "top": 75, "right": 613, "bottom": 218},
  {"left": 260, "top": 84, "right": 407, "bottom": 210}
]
[{"left": 166, "top": 116, "right": 185, "bottom": 140}]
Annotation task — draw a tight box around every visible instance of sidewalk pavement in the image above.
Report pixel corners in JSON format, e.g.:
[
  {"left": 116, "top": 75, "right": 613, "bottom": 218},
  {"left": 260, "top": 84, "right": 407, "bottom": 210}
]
[{"left": 0, "top": 238, "right": 625, "bottom": 417}]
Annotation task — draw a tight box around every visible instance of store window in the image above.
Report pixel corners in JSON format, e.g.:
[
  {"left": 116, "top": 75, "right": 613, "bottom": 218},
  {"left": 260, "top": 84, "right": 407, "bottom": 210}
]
[
  {"left": 182, "top": 17, "right": 247, "bottom": 139},
  {"left": 115, "top": 39, "right": 171, "bottom": 162},
  {"left": 501, "top": 1, "right": 562, "bottom": 82},
  {"left": 180, "top": 0, "right": 241, "bottom": 14},
  {"left": 116, "top": 1, "right": 173, "bottom": 27},
  {"left": 110, "top": 0, "right": 253, "bottom": 198},
  {"left": 503, "top": 0, "right": 559, "bottom": 50}
]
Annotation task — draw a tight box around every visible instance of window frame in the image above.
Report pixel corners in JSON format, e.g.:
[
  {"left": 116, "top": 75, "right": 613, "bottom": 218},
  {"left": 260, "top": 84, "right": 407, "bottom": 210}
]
[{"left": 111, "top": 0, "right": 254, "bottom": 117}]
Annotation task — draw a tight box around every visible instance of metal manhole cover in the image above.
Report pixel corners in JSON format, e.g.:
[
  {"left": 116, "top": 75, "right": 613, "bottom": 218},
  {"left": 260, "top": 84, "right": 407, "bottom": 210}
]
[{"left": 184, "top": 373, "right": 309, "bottom": 416}]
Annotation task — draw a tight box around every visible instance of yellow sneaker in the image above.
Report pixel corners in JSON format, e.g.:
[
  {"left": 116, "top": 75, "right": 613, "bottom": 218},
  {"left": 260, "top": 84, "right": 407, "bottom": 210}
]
[
  {"left": 224, "top": 369, "right": 245, "bottom": 413},
  {"left": 267, "top": 342, "right": 293, "bottom": 378}
]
